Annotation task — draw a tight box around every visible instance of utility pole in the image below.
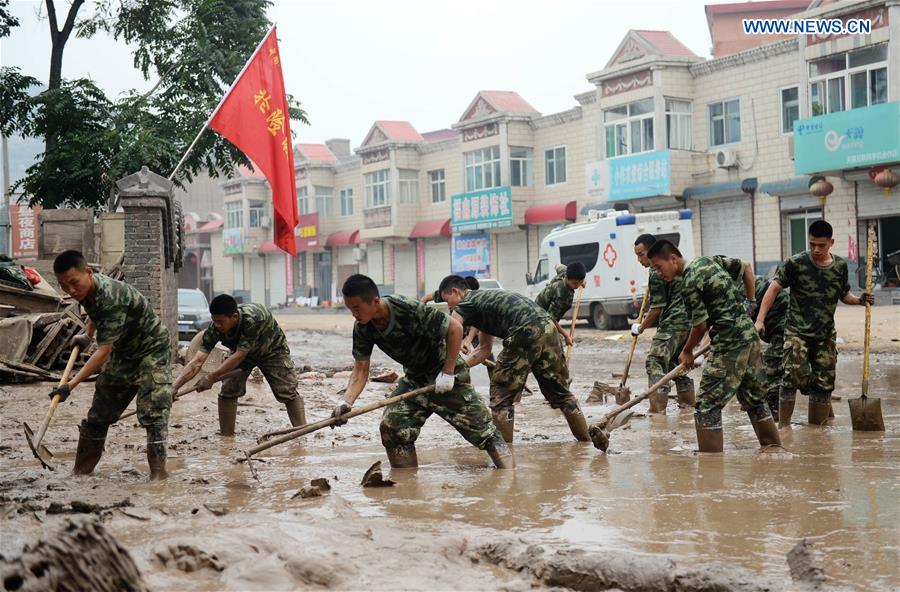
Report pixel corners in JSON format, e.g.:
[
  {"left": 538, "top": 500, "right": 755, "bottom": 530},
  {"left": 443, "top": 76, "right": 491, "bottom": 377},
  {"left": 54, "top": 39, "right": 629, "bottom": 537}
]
[{"left": 1, "top": 134, "right": 10, "bottom": 255}]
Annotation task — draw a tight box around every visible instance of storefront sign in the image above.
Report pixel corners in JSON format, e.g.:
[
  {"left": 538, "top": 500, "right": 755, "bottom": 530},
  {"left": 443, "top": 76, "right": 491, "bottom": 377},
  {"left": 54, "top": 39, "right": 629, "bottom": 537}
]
[
  {"left": 451, "top": 186, "right": 512, "bottom": 231},
  {"left": 223, "top": 227, "right": 244, "bottom": 254},
  {"left": 297, "top": 213, "right": 320, "bottom": 251},
  {"left": 586, "top": 150, "right": 670, "bottom": 202},
  {"left": 10, "top": 204, "right": 41, "bottom": 260},
  {"left": 794, "top": 102, "right": 900, "bottom": 174},
  {"left": 451, "top": 233, "right": 490, "bottom": 278}
]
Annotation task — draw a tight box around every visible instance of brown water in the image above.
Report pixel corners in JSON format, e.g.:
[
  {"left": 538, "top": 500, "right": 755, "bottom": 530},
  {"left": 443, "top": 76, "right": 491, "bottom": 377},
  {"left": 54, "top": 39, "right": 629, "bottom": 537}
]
[{"left": 1, "top": 333, "right": 897, "bottom": 590}]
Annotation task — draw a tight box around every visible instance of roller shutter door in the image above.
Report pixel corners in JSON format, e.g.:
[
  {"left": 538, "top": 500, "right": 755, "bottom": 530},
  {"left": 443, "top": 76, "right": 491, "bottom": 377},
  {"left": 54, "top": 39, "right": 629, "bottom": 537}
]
[
  {"left": 424, "top": 238, "right": 451, "bottom": 294},
  {"left": 393, "top": 243, "right": 417, "bottom": 298},
  {"left": 700, "top": 196, "right": 754, "bottom": 263},
  {"left": 496, "top": 231, "right": 528, "bottom": 294}
]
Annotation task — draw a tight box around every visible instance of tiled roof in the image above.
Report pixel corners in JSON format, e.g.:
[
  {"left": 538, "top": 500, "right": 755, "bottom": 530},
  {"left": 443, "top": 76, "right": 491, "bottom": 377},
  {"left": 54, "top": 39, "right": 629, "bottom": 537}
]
[
  {"left": 481, "top": 91, "right": 539, "bottom": 113},
  {"left": 377, "top": 120, "right": 424, "bottom": 142},
  {"left": 297, "top": 143, "right": 337, "bottom": 162},
  {"left": 632, "top": 30, "right": 698, "bottom": 57},
  {"left": 421, "top": 129, "right": 458, "bottom": 143}
]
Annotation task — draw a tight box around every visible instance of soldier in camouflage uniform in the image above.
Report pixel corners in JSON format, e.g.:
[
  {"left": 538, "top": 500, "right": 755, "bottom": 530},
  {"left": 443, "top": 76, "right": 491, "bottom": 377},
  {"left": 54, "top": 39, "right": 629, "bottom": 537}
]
[
  {"left": 535, "top": 262, "right": 586, "bottom": 348},
  {"left": 632, "top": 234, "right": 694, "bottom": 413},
  {"left": 422, "top": 276, "right": 494, "bottom": 377},
  {"left": 51, "top": 250, "right": 172, "bottom": 480},
  {"left": 755, "top": 220, "right": 872, "bottom": 426},
  {"left": 175, "top": 294, "right": 306, "bottom": 436},
  {"left": 332, "top": 274, "right": 513, "bottom": 469},
  {"left": 438, "top": 275, "right": 591, "bottom": 444},
  {"left": 647, "top": 241, "right": 782, "bottom": 453},
  {"left": 749, "top": 276, "right": 789, "bottom": 421}
]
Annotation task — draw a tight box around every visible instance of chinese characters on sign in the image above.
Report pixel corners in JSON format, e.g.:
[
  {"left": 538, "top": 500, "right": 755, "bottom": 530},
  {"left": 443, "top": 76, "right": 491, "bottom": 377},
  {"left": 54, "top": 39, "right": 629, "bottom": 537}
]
[
  {"left": 451, "top": 233, "right": 491, "bottom": 278},
  {"left": 585, "top": 150, "right": 671, "bottom": 202},
  {"left": 451, "top": 186, "right": 513, "bottom": 231},
  {"left": 10, "top": 204, "right": 41, "bottom": 260}
]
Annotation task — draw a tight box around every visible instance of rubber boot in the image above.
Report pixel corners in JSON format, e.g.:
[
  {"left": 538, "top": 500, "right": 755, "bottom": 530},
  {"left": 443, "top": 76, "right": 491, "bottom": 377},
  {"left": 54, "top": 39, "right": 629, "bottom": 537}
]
[
  {"left": 675, "top": 378, "right": 695, "bottom": 408},
  {"left": 778, "top": 392, "right": 796, "bottom": 428},
  {"left": 765, "top": 390, "right": 780, "bottom": 423},
  {"left": 146, "top": 425, "right": 169, "bottom": 481},
  {"left": 750, "top": 417, "right": 783, "bottom": 451},
  {"left": 694, "top": 423, "right": 724, "bottom": 453},
  {"left": 385, "top": 444, "right": 418, "bottom": 468},
  {"left": 284, "top": 397, "right": 306, "bottom": 427},
  {"left": 808, "top": 400, "right": 831, "bottom": 426},
  {"left": 218, "top": 396, "right": 238, "bottom": 436},
  {"left": 486, "top": 438, "right": 515, "bottom": 468},
  {"left": 492, "top": 407, "right": 515, "bottom": 443},
  {"left": 648, "top": 388, "right": 669, "bottom": 414},
  {"left": 562, "top": 407, "right": 591, "bottom": 442},
  {"left": 73, "top": 422, "right": 107, "bottom": 475}
]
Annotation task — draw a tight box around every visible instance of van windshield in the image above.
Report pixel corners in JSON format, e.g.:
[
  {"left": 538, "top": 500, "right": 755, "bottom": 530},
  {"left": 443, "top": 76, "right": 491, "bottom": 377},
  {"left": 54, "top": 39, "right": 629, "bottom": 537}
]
[{"left": 534, "top": 259, "right": 549, "bottom": 284}]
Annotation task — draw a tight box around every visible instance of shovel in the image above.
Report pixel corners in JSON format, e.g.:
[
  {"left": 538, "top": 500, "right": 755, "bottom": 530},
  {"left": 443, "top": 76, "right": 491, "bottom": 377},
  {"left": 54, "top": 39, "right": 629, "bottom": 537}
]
[
  {"left": 615, "top": 288, "right": 650, "bottom": 405},
  {"left": 565, "top": 285, "right": 585, "bottom": 365},
  {"left": 589, "top": 343, "right": 709, "bottom": 452},
  {"left": 848, "top": 223, "right": 884, "bottom": 431},
  {"left": 116, "top": 369, "right": 245, "bottom": 422},
  {"left": 23, "top": 346, "right": 80, "bottom": 470}
]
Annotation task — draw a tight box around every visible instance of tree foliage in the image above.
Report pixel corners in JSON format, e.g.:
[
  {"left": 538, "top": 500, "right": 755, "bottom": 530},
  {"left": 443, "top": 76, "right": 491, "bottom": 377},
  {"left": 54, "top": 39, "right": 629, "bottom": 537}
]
[{"left": 1, "top": 0, "right": 307, "bottom": 210}]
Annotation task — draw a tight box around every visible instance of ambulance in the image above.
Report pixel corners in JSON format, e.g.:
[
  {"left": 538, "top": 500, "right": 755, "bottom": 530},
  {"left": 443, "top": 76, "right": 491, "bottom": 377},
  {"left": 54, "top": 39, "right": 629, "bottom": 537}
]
[{"left": 524, "top": 209, "right": 695, "bottom": 330}]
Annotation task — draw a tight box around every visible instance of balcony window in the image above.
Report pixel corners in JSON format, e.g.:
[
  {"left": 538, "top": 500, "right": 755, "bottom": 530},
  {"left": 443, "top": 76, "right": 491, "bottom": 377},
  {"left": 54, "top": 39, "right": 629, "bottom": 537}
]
[
  {"left": 314, "top": 186, "right": 333, "bottom": 217},
  {"left": 225, "top": 201, "right": 243, "bottom": 228},
  {"left": 665, "top": 99, "right": 692, "bottom": 149},
  {"left": 604, "top": 98, "right": 654, "bottom": 157},
  {"left": 464, "top": 146, "right": 501, "bottom": 192},
  {"left": 365, "top": 169, "right": 390, "bottom": 208},
  {"left": 297, "top": 186, "right": 310, "bottom": 215},
  {"left": 398, "top": 170, "right": 419, "bottom": 204},
  {"left": 809, "top": 44, "right": 888, "bottom": 115},
  {"left": 510, "top": 148, "right": 533, "bottom": 187},
  {"left": 780, "top": 87, "right": 799, "bottom": 134},
  {"left": 248, "top": 201, "right": 266, "bottom": 227}
]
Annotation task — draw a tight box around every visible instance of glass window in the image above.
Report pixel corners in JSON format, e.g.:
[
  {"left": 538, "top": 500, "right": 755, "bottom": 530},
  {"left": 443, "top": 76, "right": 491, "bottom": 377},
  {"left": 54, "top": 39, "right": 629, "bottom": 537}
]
[
  {"left": 510, "top": 148, "right": 533, "bottom": 187},
  {"left": 559, "top": 243, "right": 599, "bottom": 273},
  {"left": 827, "top": 77, "right": 845, "bottom": 113},
  {"left": 808, "top": 44, "right": 887, "bottom": 114},
  {"left": 225, "top": 201, "right": 243, "bottom": 228},
  {"left": 545, "top": 146, "right": 567, "bottom": 185},
  {"left": 604, "top": 98, "right": 655, "bottom": 156},
  {"left": 810, "top": 81, "right": 826, "bottom": 116},
  {"left": 780, "top": 87, "right": 799, "bottom": 134},
  {"left": 809, "top": 53, "right": 846, "bottom": 77},
  {"left": 339, "top": 188, "right": 353, "bottom": 216},
  {"left": 665, "top": 99, "right": 692, "bottom": 149},
  {"left": 365, "top": 169, "right": 390, "bottom": 208},
  {"left": 248, "top": 201, "right": 266, "bottom": 227},
  {"left": 429, "top": 170, "right": 446, "bottom": 203},
  {"left": 708, "top": 99, "right": 740, "bottom": 146},
  {"left": 850, "top": 72, "right": 868, "bottom": 109},
  {"left": 533, "top": 258, "right": 549, "bottom": 284},
  {"left": 848, "top": 44, "right": 887, "bottom": 68},
  {"left": 398, "top": 170, "right": 419, "bottom": 204},
  {"left": 314, "top": 186, "right": 333, "bottom": 217},
  {"left": 464, "top": 146, "right": 501, "bottom": 192},
  {"left": 297, "top": 186, "right": 309, "bottom": 215},
  {"left": 870, "top": 67, "right": 887, "bottom": 105}
]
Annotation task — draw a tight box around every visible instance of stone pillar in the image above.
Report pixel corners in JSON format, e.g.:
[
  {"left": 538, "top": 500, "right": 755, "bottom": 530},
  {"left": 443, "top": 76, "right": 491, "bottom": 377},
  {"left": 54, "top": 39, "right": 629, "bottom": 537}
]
[{"left": 115, "top": 166, "right": 180, "bottom": 357}]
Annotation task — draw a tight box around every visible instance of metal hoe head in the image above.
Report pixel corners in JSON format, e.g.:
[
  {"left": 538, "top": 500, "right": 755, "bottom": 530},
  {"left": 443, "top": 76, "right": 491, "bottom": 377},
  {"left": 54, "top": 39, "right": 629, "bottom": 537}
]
[
  {"left": 23, "top": 422, "right": 56, "bottom": 470},
  {"left": 848, "top": 396, "right": 885, "bottom": 432}
]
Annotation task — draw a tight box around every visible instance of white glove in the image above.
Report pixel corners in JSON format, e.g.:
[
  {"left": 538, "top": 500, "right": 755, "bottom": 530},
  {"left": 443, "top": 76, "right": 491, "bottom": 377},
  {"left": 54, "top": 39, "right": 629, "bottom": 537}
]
[
  {"left": 694, "top": 355, "right": 705, "bottom": 366},
  {"left": 435, "top": 371, "right": 455, "bottom": 393},
  {"left": 630, "top": 323, "right": 642, "bottom": 336}
]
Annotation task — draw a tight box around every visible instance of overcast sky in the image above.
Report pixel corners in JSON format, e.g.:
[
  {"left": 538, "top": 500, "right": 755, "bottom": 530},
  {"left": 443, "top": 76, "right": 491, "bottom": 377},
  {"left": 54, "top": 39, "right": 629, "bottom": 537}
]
[{"left": 3, "top": 0, "right": 714, "bottom": 147}]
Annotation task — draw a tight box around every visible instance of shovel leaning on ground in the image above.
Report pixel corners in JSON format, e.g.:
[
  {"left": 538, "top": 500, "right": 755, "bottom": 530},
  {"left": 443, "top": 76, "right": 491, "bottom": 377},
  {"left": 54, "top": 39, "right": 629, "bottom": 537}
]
[
  {"left": 615, "top": 288, "right": 650, "bottom": 405},
  {"left": 589, "top": 343, "right": 710, "bottom": 452},
  {"left": 23, "top": 346, "right": 80, "bottom": 470},
  {"left": 848, "top": 223, "right": 885, "bottom": 431},
  {"left": 116, "top": 369, "right": 245, "bottom": 423}
]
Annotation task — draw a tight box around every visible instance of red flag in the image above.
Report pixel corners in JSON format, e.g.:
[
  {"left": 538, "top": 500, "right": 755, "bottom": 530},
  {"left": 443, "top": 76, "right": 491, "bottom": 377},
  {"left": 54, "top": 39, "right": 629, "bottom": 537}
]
[{"left": 210, "top": 26, "right": 298, "bottom": 255}]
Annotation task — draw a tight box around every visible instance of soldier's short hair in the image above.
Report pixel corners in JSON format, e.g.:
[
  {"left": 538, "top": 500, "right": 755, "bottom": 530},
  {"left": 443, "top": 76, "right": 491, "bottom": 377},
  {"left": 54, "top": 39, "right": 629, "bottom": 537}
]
[
  {"left": 342, "top": 274, "right": 379, "bottom": 302},
  {"left": 566, "top": 261, "right": 586, "bottom": 281},
  {"left": 439, "top": 275, "right": 469, "bottom": 294},
  {"left": 809, "top": 220, "right": 833, "bottom": 239},
  {"left": 464, "top": 276, "right": 480, "bottom": 290},
  {"left": 209, "top": 294, "right": 238, "bottom": 316},
  {"left": 647, "top": 239, "right": 682, "bottom": 260},
  {"left": 634, "top": 234, "right": 656, "bottom": 249},
  {"left": 53, "top": 250, "right": 88, "bottom": 274}
]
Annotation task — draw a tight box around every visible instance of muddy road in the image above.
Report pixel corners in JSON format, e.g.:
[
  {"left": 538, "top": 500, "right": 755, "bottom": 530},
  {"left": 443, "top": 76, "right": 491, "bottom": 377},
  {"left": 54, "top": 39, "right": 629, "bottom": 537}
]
[{"left": 1, "top": 323, "right": 898, "bottom": 590}]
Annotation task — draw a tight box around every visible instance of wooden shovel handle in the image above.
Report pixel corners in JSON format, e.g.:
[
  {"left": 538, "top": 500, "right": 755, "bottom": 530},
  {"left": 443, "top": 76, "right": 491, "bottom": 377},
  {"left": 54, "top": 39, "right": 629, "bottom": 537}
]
[
  {"left": 620, "top": 287, "right": 651, "bottom": 389},
  {"left": 116, "top": 368, "right": 245, "bottom": 422},
  {"left": 31, "top": 346, "right": 80, "bottom": 448},
  {"left": 862, "top": 223, "right": 874, "bottom": 397},
  {"left": 566, "top": 285, "right": 585, "bottom": 364}
]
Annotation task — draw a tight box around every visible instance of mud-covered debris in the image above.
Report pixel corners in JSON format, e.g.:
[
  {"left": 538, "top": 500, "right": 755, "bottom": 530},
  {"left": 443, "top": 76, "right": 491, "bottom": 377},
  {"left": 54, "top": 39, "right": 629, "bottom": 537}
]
[
  {"left": 46, "top": 498, "right": 132, "bottom": 515},
  {"left": 203, "top": 503, "right": 229, "bottom": 516},
  {"left": 589, "top": 424, "right": 610, "bottom": 452},
  {"left": 249, "top": 367, "right": 264, "bottom": 383},
  {"left": 787, "top": 538, "right": 827, "bottom": 588},
  {"left": 310, "top": 478, "right": 331, "bottom": 491},
  {"left": 155, "top": 543, "right": 224, "bottom": 573},
  {"left": 361, "top": 461, "right": 395, "bottom": 488},
  {"left": 298, "top": 371, "right": 326, "bottom": 381},
  {"left": 332, "top": 370, "right": 353, "bottom": 379},
  {"left": 586, "top": 381, "right": 621, "bottom": 403},
  {"left": 292, "top": 486, "right": 323, "bottom": 499},
  {"left": 371, "top": 370, "right": 399, "bottom": 383}
]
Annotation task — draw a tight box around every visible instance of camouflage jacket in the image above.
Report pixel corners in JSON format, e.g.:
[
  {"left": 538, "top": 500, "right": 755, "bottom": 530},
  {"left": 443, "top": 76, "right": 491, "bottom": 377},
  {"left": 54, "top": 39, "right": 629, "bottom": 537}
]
[
  {"left": 454, "top": 288, "right": 550, "bottom": 340},
  {"left": 681, "top": 256, "right": 757, "bottom": 349},
  {"left": 83, "top": 273, "right": 169, "bottom": 365},
  {"left": 352, "top": 294, "right": 451, "bottom": 381},
  {"left": 647, "top": 269, "right": 689, "bottom": 332},
  {"left": 775, "top": 252, "right": 850, "bottom": 339},
  {"left": 752, "top": 276, "right": 788, "bottom": 343},
  {"left": 201, "top": 303, "right": 289, "bottom": 364},
  {"left": 535, "top": 269, "right": 574, "bottom": 322}
]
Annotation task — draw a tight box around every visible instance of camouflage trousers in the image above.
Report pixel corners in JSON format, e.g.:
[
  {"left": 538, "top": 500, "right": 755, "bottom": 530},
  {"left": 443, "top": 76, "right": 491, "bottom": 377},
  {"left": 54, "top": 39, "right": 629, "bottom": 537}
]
[
  {"left": 489, "top": 320, "right": 579, "bottom": 414},
  {"left": 380, "top": 362, "right": 502, "bottom": 450},
  {"left": 779, "top": 331, "right": 837, "bottom": 403},
  {"left": 645, "top": 325, "right": 693, "bottom": 392},
  {"left": 761, "top": 334, "right": 784, "bottom": 411},
  {"left": 219, "top": 352, "right": 300, "bottom": 404},
  {"left": 86, "top": 354, "right": 172, "bottom": 430},
  {"left": 695, "top": 340, "right": 770, "bottom": 428}
]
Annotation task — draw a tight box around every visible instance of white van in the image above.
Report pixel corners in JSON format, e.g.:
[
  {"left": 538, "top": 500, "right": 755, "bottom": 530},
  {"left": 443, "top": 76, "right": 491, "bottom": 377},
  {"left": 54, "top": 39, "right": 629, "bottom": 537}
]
[{"left": 524, "top": 209, "right": 695, "bottom": 330}]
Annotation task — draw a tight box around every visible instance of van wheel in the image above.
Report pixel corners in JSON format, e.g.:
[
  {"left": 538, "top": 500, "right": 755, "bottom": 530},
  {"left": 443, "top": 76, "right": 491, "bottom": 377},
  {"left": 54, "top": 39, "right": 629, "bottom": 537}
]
[{"left": 589, "top": 303, "right": 612, "bottom": 330}]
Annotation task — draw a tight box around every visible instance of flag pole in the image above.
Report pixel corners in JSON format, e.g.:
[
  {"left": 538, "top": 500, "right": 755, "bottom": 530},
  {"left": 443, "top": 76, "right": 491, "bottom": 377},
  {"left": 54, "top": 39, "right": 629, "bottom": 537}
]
[{"left": 168, "top": 23, "right": 277, "bottom": 181}]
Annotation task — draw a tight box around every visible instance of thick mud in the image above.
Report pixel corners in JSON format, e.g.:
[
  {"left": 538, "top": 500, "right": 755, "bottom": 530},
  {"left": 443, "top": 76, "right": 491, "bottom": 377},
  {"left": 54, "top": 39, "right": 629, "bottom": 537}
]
[{"left": 1, "top": 330, "right": 897, "bottom": 590}]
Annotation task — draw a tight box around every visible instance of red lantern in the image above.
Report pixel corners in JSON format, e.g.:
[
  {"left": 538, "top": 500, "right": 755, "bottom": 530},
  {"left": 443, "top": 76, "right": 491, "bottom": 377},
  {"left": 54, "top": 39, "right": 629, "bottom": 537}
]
[
  {"left": 809, "top": 178, "right": 834, "bottom": 206},
  {"left": 873, "top": 168, "right": 899, "bottom": 195}
]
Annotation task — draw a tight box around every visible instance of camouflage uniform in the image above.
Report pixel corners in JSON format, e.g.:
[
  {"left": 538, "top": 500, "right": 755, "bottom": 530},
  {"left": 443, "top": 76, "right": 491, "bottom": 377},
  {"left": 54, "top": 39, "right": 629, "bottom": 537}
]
[
  {"left": 200, "top": 303, "right": 300, "bottom": 403},
  {"left": 535, "top": 269, "right": 574, "bottom": 322},
  {"left": 453, "top": 289, "right": 579, "bottom": 417},
  {"left": 681, "top": 257, "right": 770, "bottom": 428},
  {"left": 352, "top": 294, "right": 502, "bottom": 450},
  {"left": 431, "top": 288, "right": 495, "bottom": 376},
  {"left": 774, "top": 252, "right": 850, "bottom": 404},
  {"left": 644, "top": 269, "right": 692, "bottom": 397},
  {"left": 750, "top": 276, "right": 789, "bottom": 414},
  {"left": 82, "top": 273, "right": 172, "bottom": 431}
]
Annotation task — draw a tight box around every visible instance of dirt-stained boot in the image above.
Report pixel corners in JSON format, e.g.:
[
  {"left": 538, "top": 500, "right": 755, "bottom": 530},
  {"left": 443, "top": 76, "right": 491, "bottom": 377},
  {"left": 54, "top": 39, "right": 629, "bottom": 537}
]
[
  {"left": 385, "top": 444, "right": 418, "bottom": 468},
  {"left": 73, "top": 422, "right": 107, "bottom": 475},
  {"left": 648, "top": 388, "right": 669, "bottom": 414},
  {"left": 675, "top": 378, "right": 695, "bottom": 408},
  {"left": 778, "top": 391, "right": 796, "bottom": 428},
  {"left": 218, "top": 396, "right": 238, "bottom": 436},
  {"left": 748, "top": 404, "right": 783, "bottom": 451},
  {"left": 284, "top": 397, "right": 306, "bottom": 427},
  {"left": 694, "top": 410, "right": 724, "bottom": 453},
  {"left": 492, "top": 407, "right": 515, "bottom": 443},
  {"left": 486, "top": 438, "right": 515, "bottom": 468},
  {"left": 146, "top": 425, "right": 169, "bottom": 481},
  {"left": 808, "top": 400, "right": 832, "bottom": 426},
  {"left": 562, "top": 407, "right": 591, "bottom": 442},
  {"left": 765, "top": 390, "right": 780, "bottom": 423}
]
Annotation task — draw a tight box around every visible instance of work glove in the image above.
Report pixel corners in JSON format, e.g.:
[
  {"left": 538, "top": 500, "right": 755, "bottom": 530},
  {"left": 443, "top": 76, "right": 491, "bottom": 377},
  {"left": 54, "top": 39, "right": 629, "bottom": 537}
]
[
  {"left": 435, "top": 371, "right": 455, "bottom": 393},
  {"left": 744, "top": 299, "right": 757, "bottom": 316},
  {"left": 694, "top": 355, "right": 705, "bottom": 366},
  {"left": 859, "top": 292, "right": 875, "bottom": 306},
  {"left": 630, "top": 323, "right": 642, "bottom": 336},
  {"left": 71, "top": 333, "right": 92, "bottom": 351},
  {"left": 331, "top": 400, "right": 352, "bottom": 427},
  {"left": 49, "top": 383, "right": 71, "bottom": 403},
  {"left": 195, "top": 376, "right": 215, "bottom": 392}
]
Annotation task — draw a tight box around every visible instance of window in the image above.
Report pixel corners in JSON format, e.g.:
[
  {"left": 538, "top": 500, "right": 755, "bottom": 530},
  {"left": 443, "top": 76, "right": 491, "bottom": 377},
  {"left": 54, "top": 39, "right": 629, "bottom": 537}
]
[
  {"left": 398, "top": 170, "right": 419, "bottom": 204},
  {"left": 297, "top": 186, "right": 310, "bottom": 215},
  {"left": 339, "top": 188, "right": 353, "bottom": 216},
  {"left": 248, "top": 201, "right": 266, "bottom": 227},
  {"left": 533, "top": 258, "right": 549, "bottom": 284},
  {"left": 429, "top": 170, "right": 446, "bottom": 203},
  {"left": 225, "top": 201, "right": 243, "bottom": 228},
  {"left": 604, "top": 98, "right": 654, "bottom": 157},
  {"left": 544, "top": 146, "right": 567, "bottom": 185},
  {"left": 665, "top": 99, "right": 692, "bottom": 149},
  {"left": 314, "top": 186, "right": 333, "bottom": 217},
  {"left": 809, "top": 44, "right": 888, "bottom": 114},
  {"left": 365, "top": 169, "right": 390, "bottom": 208},
  {"left": 788, "top": 211, "right": 822, "bottom": 255},
  {"left": 510, "top": 148, "right": 533, "bottom": 187},
  {"left": 780, "top": 87, "right": 799, "bottom": 134},
  {"left": 559, "top": 242, "right": 599, "bottom": 273},
  {"left": 708, "top": 99, "right": 741, "bottom": 146},
  {"left": 464, "top": 146, "right": 501, "bottom": 192}
]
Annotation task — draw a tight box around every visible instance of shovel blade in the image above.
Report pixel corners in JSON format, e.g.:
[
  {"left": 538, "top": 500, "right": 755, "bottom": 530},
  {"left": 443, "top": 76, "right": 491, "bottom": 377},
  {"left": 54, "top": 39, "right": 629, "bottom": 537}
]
[
  {"left": 848, "top": 396, "right": 885, "bottom": 432},
  {"left": 608, "top": 410, "right": 635, "bottom": 430},
  {"left": 615, "top": 387, "right": 631, "bottom": 406},
  {"left": 23, "top": 422, "right": 56, "bottom": 470}
]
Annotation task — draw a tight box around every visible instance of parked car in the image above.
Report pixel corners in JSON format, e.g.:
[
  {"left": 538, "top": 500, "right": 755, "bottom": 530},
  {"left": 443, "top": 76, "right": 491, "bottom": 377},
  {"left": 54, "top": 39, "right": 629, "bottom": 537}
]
[{"left": 178, "top": 289, "right": 212, "bottom": 340}]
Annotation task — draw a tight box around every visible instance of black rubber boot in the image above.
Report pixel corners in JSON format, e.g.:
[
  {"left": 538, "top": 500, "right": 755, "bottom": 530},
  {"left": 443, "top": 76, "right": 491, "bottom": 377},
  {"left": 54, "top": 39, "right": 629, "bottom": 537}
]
[
  {"left": 218, "top": 396, "right": 238, "bottom": 436},
  {"left": 562, "top": 407, "right": 591, "bottom": 442},
  {"left": 675, "top": 378, "right": 695, "bottom": 408},
  {"left": 765, "top": 390, "right": 780, "bottom": 423},
  {"left": 778, "top": 391, "right": 796, "bottom": 428},
  {"left": 146, "top": 425, "right": 169, "bottom": 481},
  {"left": 385, "top": 444, "right": 418, "bottom": 468},
  {"left": 73, "top": 422, "right": 107, "bottom": 475},
  {"left": 486, "top": 438, "right": 515, "bottom": 468},
  {"left": 492, "top": 407, "right": 515, "bottom": 443},
  {"left": 284, "top": 397, "right": 306, "bottom": 427}
]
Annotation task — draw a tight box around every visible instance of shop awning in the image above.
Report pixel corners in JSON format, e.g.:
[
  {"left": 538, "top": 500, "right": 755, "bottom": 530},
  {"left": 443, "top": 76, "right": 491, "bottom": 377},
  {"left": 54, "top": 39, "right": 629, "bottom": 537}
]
[
  {"left": 325, "top": 229, "right": 360, "bottom": 247},
  {"left": 196, "top": 219, "right": 224, "bottom": 233},
  {"left": 758, "top": 177, "right": 811, "bottom": 197},
  {"left": 409, "top": 219, "right": 451, "bottom": 238},
  {"left": 524, "top": 201, "right": 577, "bottom": 225},
  {"left": 682, "top": 178, "right": 757, "bottom": 201},
  {"left": 258, "top": 240, "right": 288, "bottom": 255}
]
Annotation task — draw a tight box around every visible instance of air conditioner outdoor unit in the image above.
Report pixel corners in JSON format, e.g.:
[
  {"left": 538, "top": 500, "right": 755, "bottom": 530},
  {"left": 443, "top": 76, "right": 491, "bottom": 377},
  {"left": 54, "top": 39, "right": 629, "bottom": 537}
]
[
  {"left": 259, "top": 216, "right": 271, "bottom": 228},
  {"left": 714, "top": 148, "right": 738, "bottom": 168}
]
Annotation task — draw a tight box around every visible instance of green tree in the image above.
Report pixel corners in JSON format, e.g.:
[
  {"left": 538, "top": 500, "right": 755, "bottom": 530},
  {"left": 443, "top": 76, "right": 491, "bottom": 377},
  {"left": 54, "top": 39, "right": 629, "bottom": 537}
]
[{"left": 0, "top": 0, "right": 307, "bottom": 210}]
